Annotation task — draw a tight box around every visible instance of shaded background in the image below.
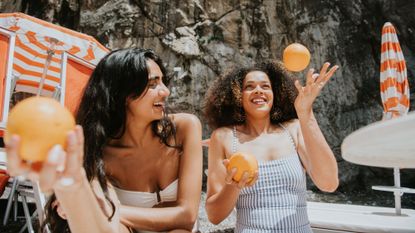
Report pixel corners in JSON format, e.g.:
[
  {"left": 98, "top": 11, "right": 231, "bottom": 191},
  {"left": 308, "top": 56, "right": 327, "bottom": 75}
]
[{"left": 1, "top": 0, "right": 414, "bottom": 207}]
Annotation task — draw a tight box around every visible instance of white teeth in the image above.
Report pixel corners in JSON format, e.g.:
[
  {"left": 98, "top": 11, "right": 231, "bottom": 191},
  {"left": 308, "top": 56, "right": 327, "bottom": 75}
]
[
  {"left": 154, "top": 102, "right": 164, "bottom": 107},
  {"left": 252, "top": 98, "right": 266, "bottom": 104}
]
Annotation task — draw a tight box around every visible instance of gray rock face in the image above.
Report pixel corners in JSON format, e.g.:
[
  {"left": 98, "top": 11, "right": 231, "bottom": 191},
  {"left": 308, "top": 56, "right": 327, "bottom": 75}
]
[{"left": 1, "top": 0, "right": 414, "bottom": 196}]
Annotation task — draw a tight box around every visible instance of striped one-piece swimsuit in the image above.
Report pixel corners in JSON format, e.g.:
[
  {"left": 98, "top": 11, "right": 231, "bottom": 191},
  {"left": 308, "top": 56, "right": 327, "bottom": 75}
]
[{"left": 233, "top": 124, "right": 312, "bottom": 233}]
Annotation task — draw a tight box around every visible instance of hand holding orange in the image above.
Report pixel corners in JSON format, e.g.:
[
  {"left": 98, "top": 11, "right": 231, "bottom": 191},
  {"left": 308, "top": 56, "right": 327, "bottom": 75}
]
[
  {"left": 226, "top": 152, "right": 258, "bottom": 183},
  {"left": 5, "top": 97, "right": 75, "bottom": 164},
  {"left": 283, "top": 43, "right": 311, "bottom": 72}
]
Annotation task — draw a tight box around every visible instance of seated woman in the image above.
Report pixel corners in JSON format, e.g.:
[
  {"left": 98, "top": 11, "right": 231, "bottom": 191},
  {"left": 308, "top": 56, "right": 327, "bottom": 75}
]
[
  {"left": 6, "top": 48, "right": 203, "bottom": 233},
  {"left": 204, "top": 60, "right": 339, "bottom": 232}
]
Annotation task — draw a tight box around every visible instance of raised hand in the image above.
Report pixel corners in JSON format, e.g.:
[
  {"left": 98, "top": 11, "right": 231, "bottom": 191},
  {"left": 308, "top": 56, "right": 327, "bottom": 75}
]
[
  {"left": 222, "top": 159, "right": 258, "bottom": 189},
  {"left": 294, "top": 62, "right": 339, "bottom": 116},
  {"left": 5, "top": 125, "right": 85, "bottom": 192}
]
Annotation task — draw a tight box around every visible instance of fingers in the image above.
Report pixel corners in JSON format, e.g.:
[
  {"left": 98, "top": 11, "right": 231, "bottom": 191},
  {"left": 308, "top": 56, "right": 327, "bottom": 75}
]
[
  {"left": 317, "top": 62, "right": 330, "bottom": 82},
  {"left": 224, "top": 167, "right": 237, "bottom": 185},
  {"left": 323, "top": 65, "right": 339, "bottom": 83},
  {"left": 305, "top": 68, "right": 315, "bottom": 86},
  {"left": 75, "top": 125, "right": 84, "bottom": 166},
  {"left": 5, "top": 135, "right": 29, "bottom": 177},
  {"left": 64, "top": 130, "right": 80, "bottom": 176},
  {"left": 247, "top": 170, "right": 259, "bottom": 186},
  {"left": 317, "top": 63, "right": 339, "bottom": 84},
  {"left": 236, "top": 171, "right": 251, "bottom": 189},
  {"left": 294, "top": 80, "right": 303, "bottom": 93},
  {"left": 39, "top": 145, "right": 65, "bottom": 192}
]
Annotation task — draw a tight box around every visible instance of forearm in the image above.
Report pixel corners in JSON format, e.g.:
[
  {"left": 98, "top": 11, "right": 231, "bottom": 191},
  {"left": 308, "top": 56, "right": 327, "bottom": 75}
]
[
  {"left": 298, "top": 111, "right": 338, "bottom": 190},
  {"left": 120, "top": 204, "right": 197, "bottom": 231},
  {"left": 54, "top": 171, "right": 115, "bottom": 233},
  {"left": 206, "top": 184, "right": 240, "bottom": 225}
]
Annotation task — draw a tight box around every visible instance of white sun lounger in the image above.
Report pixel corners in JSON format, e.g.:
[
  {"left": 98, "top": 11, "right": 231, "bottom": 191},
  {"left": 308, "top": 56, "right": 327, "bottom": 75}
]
[{"left": 308, "top": 201, "right": 415, "bottom": 233}]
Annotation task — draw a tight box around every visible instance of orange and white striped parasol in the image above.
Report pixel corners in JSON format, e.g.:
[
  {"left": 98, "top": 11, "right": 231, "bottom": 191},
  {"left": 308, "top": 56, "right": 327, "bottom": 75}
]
[
  {"left": 380, "top": 22, "right": 410, "bottom": 120},
  {"left": 0, "top": 12, "right": 109, "bottom": 96}
]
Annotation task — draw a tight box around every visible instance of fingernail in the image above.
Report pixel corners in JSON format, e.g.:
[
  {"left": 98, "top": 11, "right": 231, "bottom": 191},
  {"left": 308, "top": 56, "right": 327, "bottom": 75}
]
[
  {"left": 48, "top": 145, "right": 62, "bottom": 164},
  {"left": 59, "top": 177, "right": 74, "bottom": 186},
  {"left": 68, "top": 132, "right": 76, "bottom": 145}
]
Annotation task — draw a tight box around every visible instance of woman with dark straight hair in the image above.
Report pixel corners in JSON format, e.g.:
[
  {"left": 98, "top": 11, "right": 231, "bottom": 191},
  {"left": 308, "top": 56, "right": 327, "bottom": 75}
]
[{"left": 6, "top": 48, "right": 203, "bottom": 233}]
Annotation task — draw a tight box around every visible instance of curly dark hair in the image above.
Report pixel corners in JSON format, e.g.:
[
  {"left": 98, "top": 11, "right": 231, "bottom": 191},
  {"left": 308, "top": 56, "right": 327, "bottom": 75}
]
[
  {"left": 203, "top": 60, "right": 298, "bottom": 129},
  {"left": 42, "top": 48, "right": 178, "bottom": 232}
]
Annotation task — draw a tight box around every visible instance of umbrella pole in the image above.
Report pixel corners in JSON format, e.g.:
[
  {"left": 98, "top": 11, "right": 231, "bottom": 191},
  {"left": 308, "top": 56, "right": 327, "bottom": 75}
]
[
  {"left": 37, "top": 54, "right": 52, "bottom": 96},
  {"left": 37, "top": 39, "right": 57, "bottom": 96},
  {"left": 393, "top": 167, "right": 401, "bottom": 215}
]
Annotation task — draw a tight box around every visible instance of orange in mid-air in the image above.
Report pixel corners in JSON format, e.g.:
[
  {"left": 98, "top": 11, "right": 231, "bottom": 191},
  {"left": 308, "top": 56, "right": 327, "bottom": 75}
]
[
  {"left": 283, "top": 43, "right": 311, "bottom": 72},
  {"left": 5, "top": 96, "right": 75, "bottom": 164},
  {"left": 227, "top": 152, "right": 258, "bottom": 183}
]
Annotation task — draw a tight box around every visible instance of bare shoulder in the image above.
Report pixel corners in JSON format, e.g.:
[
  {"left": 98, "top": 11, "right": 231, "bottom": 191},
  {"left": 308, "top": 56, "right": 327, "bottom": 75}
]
[
  {"left": 210, "top": 126, "right": 233, "bottom": 150},
  {"left": 171, "top": 113, "right": 202, "bottom": 144},
  {"left": 282, "top": 118, "right": 300, "bottom": 129},
  {"left": 281, "top": 119, "right": 300, "bottom": 141},
  {"left": 171, "top": 113, "right": 201, "bottom": 128}
]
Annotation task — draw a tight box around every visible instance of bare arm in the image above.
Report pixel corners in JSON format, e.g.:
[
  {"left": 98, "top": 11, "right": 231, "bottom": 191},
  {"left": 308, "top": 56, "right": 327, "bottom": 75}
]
[
  {"left": 120, "top": 113, "right": 203, "bottom": 231},
  {"left": 205, "top": 129, "right": 256, "bottom": 224},
  {"left": 55, "top": 171, "right": 130, "bottom": 233},
  {"left": 294, "top": 63, "right": 339, "bottom": 192},
  {"left": 6, "top": 126, "right": 130, "bottom": 233}
]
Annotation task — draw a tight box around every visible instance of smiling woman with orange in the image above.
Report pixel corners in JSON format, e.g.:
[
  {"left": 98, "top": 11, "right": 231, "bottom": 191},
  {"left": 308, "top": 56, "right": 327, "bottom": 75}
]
[
  {"left": 204, "top": 60, "right": 339, "bottom": 233},
  {"left": 6, "top": 48, "right": 203, "bottom": 233}
]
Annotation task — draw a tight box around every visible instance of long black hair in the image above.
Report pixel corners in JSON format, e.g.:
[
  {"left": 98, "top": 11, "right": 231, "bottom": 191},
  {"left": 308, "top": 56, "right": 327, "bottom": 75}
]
[{"left": 42, "top": 48, "right": 177, "bottom": 232}]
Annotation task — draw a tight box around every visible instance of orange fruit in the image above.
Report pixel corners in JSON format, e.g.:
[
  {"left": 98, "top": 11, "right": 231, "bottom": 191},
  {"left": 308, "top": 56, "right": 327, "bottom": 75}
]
[
  {"left": 5, "top": 96, "right": 75, "bottom": 163},
  {"left": 283, "top": 43, "right": 311, "bottom": 72},
  {"left": 227, "top": 152, "right": 258, "bottom": 183}
]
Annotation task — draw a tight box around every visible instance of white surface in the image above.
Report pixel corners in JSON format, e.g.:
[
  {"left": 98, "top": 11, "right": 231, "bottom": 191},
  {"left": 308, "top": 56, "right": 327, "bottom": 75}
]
[
  {"left": 341, "top": 112, "right": 415, "bottom": 168},
  {"left": 0, "top": 150, "right": 6, "bottom": 170},
  {"left": 308, "top": 202, "right": 415, "bottom": 233}
]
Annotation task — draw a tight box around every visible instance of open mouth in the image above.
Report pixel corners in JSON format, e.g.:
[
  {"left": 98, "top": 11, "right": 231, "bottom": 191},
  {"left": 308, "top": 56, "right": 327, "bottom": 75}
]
[
  {"left": 153, "top": 102, "right": 165, "bottom": 110},
  {"left": 251, "top": 97, "right": 267, "bottom": 105}
]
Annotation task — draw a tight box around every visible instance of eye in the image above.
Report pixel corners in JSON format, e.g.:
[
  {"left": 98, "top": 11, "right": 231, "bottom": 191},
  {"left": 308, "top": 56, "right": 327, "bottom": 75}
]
[
  {"left": 262, "top": 84, "right": 271, "bottom": 89},
  {"left": 148, "top": 80, "right": 157, "bottom": 89},
  {"left": 244, "top": 85, "right": 254, "bottom": 90}
]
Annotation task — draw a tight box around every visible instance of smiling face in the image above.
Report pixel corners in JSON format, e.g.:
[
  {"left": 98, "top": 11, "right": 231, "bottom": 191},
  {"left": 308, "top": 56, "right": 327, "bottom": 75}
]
[
  {"left": 241, "top": 71, "right": 274, "bottom": 119},
  {"left": 127, "top": 59, "right": 170, "bottom": 121}
]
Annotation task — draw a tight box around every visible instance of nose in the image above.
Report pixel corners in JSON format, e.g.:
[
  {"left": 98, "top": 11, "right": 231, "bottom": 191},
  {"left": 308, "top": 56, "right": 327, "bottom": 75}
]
[
  {"left": 253, "top": 85, "right": 264, "bottom": 94},
  {"left": 158, "top": 83, "right": 170, "bottom": 97}
]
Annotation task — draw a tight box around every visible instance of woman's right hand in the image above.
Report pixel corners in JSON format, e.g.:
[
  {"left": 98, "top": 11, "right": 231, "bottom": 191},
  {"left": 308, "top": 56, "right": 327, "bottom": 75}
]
[
  {"left": 5, "top": 125, "right": 85, "bottom": 192},
  {"left": 222, "top": 159, "right": 258, "bottom": 189}
]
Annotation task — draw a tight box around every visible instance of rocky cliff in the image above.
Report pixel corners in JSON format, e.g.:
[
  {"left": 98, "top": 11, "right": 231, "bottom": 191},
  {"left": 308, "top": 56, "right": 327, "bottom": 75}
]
[{"left": 1, "top": 0, "right": 414, "bottom": 197}]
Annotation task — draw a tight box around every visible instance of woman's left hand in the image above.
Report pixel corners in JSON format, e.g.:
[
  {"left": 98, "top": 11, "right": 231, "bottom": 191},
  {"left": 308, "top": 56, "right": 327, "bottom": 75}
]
[{"left": 294, "top": 62, "right": 338, "bottom": 116}]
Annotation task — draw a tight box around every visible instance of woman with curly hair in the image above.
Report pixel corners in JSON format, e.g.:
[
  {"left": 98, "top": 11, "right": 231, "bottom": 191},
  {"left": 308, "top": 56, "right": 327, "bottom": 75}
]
[
  {"left": 7, "top": 48, "right": 202, "bottom": 233},
  {"left": 204, "top": 60, "right": 339, "bottom": 232}
]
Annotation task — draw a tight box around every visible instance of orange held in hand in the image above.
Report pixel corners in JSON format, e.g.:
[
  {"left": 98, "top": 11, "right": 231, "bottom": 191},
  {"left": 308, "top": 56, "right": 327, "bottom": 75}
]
[
  {"left": 5, "top": 97, "right": 75, "bottom": 163},
  {"left": 227, "top": 152, "right": 258, "bottom": 183},
  {"left": 283, "top": 43, "right": 311, "bottom": 72}
]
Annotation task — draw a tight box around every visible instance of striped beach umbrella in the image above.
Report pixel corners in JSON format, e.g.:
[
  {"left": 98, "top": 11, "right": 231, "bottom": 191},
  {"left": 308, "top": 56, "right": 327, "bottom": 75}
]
[
  {"left": 380, "top": 22, "right": 410, "bottom": 120},
  {"left": 0, "top": 12, "right": 108, "bottom": 97}
]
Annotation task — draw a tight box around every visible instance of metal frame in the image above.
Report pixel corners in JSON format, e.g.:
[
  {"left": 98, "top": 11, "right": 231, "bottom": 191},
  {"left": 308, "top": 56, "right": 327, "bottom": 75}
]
[
  {"left": 59, "top": 52, "right": 95, "bottom": 105},
  {"left": 0, "top": 27, "right": 16, "bottom": 130},
  {"left": 372, "top": 167, "right": 415, "bottom": 215}
]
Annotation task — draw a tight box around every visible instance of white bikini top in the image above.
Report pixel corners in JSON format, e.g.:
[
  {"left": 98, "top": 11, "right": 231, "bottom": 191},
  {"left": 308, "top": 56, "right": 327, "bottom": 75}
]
[{"left": 114, "top": 179, "right": 178, "bottom": 208}]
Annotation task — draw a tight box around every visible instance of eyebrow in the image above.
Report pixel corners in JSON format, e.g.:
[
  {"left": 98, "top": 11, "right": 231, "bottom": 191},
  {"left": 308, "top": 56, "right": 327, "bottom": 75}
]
[{"left": 244, "top": 80, "right": 270, "bottom": 84}]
